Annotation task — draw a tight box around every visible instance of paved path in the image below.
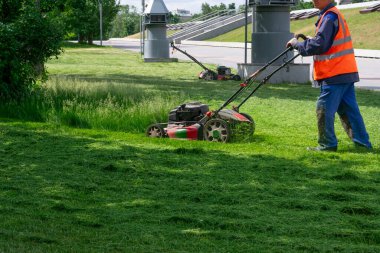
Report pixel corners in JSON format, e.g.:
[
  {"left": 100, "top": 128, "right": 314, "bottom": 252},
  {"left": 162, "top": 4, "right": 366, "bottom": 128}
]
[{"left": 100, "top": 39, "right": 380, "bottom": 91}]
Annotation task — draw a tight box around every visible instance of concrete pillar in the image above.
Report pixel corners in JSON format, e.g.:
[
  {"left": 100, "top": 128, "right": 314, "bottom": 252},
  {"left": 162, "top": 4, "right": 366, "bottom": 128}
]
[
  {"left": 251, "top": 6, "right": 294, "bottom": 65},
  {"left": 238, "top": 1, "right": 310, "bottom": 84}
]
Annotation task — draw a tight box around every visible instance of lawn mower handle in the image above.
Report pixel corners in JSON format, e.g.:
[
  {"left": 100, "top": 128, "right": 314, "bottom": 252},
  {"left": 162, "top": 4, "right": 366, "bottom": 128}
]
[
  {"left": 295, "top": 34, "right": 308, "bottom": 41},
  {"left": 245, "top": 34, "right": 307, "bottom": 83},
  {"left": 215, "top": 34, "right": 307, "bottom": 113},
  {"left": 197, "top": 34, "right": 307, "bottom": 123},
  {"left": 170, "top": 41, "right": 212, "bottom": 72},
  {"left": 212, "top": 48, "right": 294, "bottom": 113},
  {"left": 244, "top": 47, "right": 292, "bottom": 84},
  {"left": 232, "top": 34, "right": 307, "bottom": 110}
]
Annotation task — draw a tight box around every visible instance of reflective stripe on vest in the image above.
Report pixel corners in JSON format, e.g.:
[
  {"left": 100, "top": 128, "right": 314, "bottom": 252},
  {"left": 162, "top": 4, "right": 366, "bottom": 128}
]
[
  {"left": 314, "top": 48, "right": 354, "bottom": 61},
  {"left": 331, "top": 36, "right": 351, "bottom": 47},
  {"left": 313, "top": 7, "right": 358, "bottom": 81}
]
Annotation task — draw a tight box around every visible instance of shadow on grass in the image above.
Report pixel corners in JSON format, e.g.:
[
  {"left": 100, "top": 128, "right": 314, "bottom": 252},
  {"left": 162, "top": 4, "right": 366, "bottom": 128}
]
[
  {"left": 62, "top": 41, "right": 103, "bottom": 49},
  {"left": 0, "top": 121, "right": 379, "bottom": 251}
]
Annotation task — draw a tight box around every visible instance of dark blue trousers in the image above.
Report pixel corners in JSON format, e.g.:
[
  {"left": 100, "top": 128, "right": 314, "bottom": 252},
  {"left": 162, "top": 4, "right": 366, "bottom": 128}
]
[{"left": 316, "top": 83, "right": 372, "bottom": 148}]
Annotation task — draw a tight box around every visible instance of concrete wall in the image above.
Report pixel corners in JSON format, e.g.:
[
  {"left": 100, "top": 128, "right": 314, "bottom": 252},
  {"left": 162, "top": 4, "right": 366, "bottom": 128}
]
[{"left": 237, "top": 63, "right": 310, "bottom": 84}]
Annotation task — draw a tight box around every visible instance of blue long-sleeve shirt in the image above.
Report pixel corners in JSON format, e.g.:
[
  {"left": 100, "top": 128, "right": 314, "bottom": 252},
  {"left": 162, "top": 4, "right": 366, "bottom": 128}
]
[{"left": 295, "top": 3, "right": 359, "bottom": 85}]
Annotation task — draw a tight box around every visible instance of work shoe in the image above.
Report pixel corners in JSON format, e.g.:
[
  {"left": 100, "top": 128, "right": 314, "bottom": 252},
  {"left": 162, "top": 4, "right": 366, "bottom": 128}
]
[
  {"left": 307, "top": 146, "right": 337, "bottom": 152},
  {"left": 354, "top": 142, "right": 373, "bottom": 151},
  {"left": 354, "top": 142, "right": 372, "bottom": 149}
]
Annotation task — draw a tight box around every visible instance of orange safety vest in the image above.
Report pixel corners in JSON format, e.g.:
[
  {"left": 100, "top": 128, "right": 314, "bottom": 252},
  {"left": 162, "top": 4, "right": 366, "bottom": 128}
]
[{"left": 313, "top": 6, "right": 358, "bottom": 81}]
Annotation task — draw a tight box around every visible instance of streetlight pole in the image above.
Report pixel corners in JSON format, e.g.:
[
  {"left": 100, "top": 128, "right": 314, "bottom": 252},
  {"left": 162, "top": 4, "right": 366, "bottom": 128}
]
[
  {"left": 141, "top": 0, "right": 145, "bottom": 56},
  {"left": 244, "top": 0, "right": 248, "bottom": 64},
  {"left": 98, "top": 0, "right": 103, "bottom": 46}
]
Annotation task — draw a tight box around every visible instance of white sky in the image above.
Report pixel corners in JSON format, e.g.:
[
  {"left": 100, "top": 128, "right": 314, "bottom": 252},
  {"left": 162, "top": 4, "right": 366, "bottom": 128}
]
[{"left": 119, "top": 0, "right": 247, "bottom": 14}]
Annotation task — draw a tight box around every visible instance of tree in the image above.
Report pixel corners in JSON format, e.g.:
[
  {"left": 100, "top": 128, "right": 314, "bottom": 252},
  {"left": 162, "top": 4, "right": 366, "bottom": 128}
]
[
  {"left": 219, "top": 3, "right": 227, "bottom": 11},
  {"left": 200, "top": 2, "right": 231, "bottom": 16},
  {"left": 169, "top": 12, "right": 181, "bottom": 24},
  {"left": 0, "top": 0, "right": 63, "bottom": 100},
  {"left": 228, "top": 3, "right": 236, "bottom": 10},
  {"left": 238, "top": 4, "right": 248, "bottom": 12},
  {"left": 109, "top": 5, "right": 140, "bottom": 38},
  {"left": 201, "top": 3, "right": 212, "bottom": 15},
  {"left": 63, "top": 0, "right": 119, "bottom": 44},
  {"left": 291, "top": 0, "right": 314, "bottom": 10}
]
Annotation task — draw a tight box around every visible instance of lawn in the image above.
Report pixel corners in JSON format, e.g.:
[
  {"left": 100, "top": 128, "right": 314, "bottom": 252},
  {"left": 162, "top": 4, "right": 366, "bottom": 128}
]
[
  {"left": 208, "top": 8, "right": 380, "bottom": 50},
  {"left": 0, "top": 44, "right": 379, "bottom": 252}
]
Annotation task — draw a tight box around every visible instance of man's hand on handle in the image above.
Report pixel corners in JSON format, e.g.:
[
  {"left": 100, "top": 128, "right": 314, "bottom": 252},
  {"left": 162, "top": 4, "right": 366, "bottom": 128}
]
[
  {"left": 286, "top": 38, "right": 298, "bottom": 48},
  {"left": 286, "top": 34, "right": 309, "bottom": 48}
]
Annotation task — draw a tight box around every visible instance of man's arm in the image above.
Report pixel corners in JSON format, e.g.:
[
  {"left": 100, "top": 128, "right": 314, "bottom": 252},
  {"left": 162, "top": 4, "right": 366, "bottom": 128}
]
[{"left": 295, "top": 13, "right": 338, "bottom": 56}]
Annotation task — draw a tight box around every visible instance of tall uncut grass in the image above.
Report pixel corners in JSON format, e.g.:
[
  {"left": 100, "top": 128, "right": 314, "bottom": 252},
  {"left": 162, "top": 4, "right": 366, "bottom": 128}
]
[{"left": 0, "top": 77, "right": 189, "bottom": 132}]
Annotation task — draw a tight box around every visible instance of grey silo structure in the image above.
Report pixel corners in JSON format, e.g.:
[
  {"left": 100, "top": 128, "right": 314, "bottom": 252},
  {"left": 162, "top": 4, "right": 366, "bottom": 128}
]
[{"left": 143, "top": 0, "right": 176, "bottom": 62}]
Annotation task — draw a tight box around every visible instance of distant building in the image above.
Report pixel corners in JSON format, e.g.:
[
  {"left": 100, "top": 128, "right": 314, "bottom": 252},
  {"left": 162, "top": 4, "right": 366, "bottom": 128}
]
[{"left": 173, "top": 9, "right": 192, "bottom": 22}]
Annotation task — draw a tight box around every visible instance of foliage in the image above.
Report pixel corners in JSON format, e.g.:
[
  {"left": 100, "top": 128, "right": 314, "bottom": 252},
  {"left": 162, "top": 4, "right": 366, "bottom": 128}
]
[
  {"left": 192, "top": 2, "right": 236, "bottom": 20},
  {"left": 62, "top": 0, "right": 119, "bottom": 44},
  {"left": 0, "top": 45, "right": 379, "bottom": 252},
  {"left": 109, "top": 4, "right": 179, "bottom": 38},
  {"left": 0, "top": 0, "right": 63, "bottom": 101},
  {"left": 201, "top": 2, "right": 228, "bottom": 15},
  {"left": 168, "top": 12, "right": 181, "bottom": 24},
  {"left": 237, "top": 4, "right": 250, "bottom": 12},
  {"left": 291, "top": 0, "right": 314, "bottom": 10},
  {"left": 109, "top": 4, "right": 140, "bottom": 38}
]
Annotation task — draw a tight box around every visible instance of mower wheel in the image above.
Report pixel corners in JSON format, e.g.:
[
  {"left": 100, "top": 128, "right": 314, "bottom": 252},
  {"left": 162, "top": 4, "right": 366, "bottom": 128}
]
[
  {"left": 204, "top": 118, "right": 231, "bottom": 143},
  {"left": 146, "top": 124, "right": 166, "bottom": 138},
  {"left": 232, "top": 75, "right": 241, "bottom": 81},
  {"left": 203, "top": 71, "right": 217, "bottom": 81}
]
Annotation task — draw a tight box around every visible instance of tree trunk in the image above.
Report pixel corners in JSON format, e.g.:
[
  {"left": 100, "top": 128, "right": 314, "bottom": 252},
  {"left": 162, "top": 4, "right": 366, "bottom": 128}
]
[
  {"left": 34, "top": 62, "right": 45, "bottom": 78},
  {"left": 87, "top": 33, "right": 93, "bottom": 45},
  {"left": 78, "top": 33, "right": 86, "bottom": 43}
]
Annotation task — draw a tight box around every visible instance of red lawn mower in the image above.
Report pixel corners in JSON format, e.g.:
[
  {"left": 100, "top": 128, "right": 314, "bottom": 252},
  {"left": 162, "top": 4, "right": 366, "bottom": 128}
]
[
  {"left": 147, "top": 35, "right": 306, "bottom": 142},
  {"left": 171, "top": 42, "right": 241, "bottom": 81}
]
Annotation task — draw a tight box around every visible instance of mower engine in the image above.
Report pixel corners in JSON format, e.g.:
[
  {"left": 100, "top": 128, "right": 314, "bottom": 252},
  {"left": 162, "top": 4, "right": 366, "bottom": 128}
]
[
  {"left": 146, "top": 102, "right": 255, "bottom": 142},
  {"left": 217, "top": 66, "right": 231, "bottom": 76},
  {"left": 216, "top": 66, "right": 241, "bottom": 81},
  {"left": 168, "top": 102, "right": 209, "bottom": 123}
]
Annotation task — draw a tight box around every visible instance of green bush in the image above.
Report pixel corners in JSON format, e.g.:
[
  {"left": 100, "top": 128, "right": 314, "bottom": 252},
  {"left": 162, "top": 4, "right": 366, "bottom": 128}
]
[
  {"left": 0, "top": 1, "right": 63, "bottom": 101},
  {"left": 0, "top": 22, "right": 33, "bottom": 99}
]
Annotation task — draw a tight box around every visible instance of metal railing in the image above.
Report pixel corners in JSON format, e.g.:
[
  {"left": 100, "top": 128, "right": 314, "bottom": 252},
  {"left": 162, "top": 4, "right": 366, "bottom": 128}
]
[{"left": 168, "top": 9, "right": 245, "bottom": 41}]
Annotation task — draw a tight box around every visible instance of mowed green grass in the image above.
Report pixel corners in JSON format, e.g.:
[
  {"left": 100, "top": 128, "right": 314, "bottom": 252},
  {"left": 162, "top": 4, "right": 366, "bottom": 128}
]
[
  {"left": 0, "top": 44, "right": 380, "bottom": 252},
  {"left": 208, "top": 8, "right": 380, "bottom": 50}
]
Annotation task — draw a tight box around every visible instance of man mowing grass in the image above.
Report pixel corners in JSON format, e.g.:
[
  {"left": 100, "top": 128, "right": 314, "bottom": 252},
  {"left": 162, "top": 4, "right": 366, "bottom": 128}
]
[{"left": 287, "top": 0, "right": 372, "bottom": 152}]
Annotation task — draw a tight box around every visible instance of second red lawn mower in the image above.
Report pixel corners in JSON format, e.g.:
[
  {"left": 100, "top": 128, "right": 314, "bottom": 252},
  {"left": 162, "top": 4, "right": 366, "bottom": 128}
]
[
  {"left": 147, "top": 35, "right": 306, "bottom": 142},
  {"left": 171, "top": 42, "right": 241, "bottom": 81}
]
